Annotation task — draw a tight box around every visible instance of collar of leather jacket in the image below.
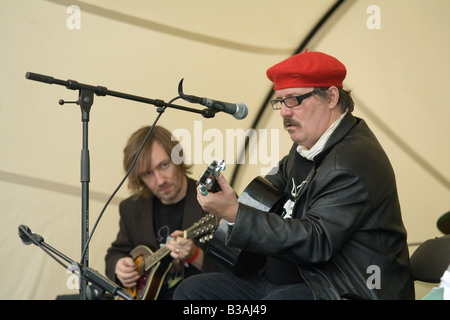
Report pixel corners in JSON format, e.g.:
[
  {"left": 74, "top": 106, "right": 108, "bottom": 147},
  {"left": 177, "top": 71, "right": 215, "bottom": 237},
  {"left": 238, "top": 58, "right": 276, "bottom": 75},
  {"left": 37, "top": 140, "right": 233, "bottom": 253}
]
[{"left": 312, "top": 113, "right": 358, "bottom": 165}]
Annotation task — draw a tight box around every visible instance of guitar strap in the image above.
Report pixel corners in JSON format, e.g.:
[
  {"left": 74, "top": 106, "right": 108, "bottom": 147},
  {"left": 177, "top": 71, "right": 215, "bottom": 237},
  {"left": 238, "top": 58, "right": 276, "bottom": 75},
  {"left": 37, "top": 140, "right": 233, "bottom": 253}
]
[
  {"left": 284, "top": 145, "right": 315, "bottom": 198},
  {"left": 294, "top": 167, "right": 315, "bottom": 201},
  {"left": 287, "top": 164, "right": 316, "bottom": 220}
]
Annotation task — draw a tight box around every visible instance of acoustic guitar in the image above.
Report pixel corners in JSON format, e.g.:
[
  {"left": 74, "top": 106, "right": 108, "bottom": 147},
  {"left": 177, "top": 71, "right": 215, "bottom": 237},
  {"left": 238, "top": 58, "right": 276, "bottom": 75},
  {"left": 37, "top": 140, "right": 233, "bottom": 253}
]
[
  {"left": 126, "top": 213, "right": 216, "bottom": 300},
  {"left": 197, "top": 161, "right": 286, "bottom": 276}
]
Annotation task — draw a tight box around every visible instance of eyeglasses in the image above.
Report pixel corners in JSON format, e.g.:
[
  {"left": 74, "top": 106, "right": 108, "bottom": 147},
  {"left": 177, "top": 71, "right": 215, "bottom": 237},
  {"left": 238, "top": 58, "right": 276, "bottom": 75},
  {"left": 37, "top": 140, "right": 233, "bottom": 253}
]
[{"left": 270, "top": 91, "right": 316, "bottom": 110}]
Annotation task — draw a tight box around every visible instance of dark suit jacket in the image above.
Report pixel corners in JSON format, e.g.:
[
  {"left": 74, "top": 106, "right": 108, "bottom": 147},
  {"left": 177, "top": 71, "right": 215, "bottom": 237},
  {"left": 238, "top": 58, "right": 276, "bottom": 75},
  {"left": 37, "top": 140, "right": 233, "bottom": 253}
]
[{"left": 105, "top": 178, "right": 218, "bottom": 285}]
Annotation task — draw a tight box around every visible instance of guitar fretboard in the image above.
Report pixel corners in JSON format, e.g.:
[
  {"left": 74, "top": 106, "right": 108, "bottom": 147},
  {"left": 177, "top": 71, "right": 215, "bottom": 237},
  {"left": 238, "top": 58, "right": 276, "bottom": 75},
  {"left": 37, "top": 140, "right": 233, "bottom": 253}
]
[
  {"left": 140, "top": 213, "right": 215, "bottom": 272},
  {"left": 142, "top": 247, "right": 171, "bottom": 271}
]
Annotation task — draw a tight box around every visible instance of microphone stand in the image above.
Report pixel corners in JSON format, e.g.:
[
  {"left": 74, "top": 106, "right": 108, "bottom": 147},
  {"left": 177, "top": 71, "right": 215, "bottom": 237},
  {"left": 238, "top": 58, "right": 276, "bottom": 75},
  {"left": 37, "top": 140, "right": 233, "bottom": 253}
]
[
  {"left": 25, "top": 72, "right": 217, "bottom": 299},
  {"left": 18, "top": 225, "right": 132, "bottom": 300}
]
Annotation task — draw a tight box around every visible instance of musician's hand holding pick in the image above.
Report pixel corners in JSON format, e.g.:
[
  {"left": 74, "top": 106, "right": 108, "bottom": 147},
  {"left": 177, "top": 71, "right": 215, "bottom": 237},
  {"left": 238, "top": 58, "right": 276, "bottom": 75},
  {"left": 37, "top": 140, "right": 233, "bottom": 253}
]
[{"left": 115, "top": 257, "right": 140, "bottom": 288}]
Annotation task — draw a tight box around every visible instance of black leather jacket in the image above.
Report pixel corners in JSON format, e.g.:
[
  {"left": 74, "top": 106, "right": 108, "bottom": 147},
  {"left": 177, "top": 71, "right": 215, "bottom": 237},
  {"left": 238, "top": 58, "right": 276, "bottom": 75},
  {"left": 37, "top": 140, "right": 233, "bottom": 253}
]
[{"left": 228, "top": 113, "right": 415, "bottom": 299}]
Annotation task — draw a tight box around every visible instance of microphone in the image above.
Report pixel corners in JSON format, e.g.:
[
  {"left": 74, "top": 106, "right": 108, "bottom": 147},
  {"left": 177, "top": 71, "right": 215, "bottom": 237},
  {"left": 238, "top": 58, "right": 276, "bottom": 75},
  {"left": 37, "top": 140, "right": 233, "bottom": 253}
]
[
  {"left": 18, "top": 225, "right": 43, "bottom": 245},
  {"left": 437, "top": 211, "right": 450, "bottom": 235},
  {"left": 178, "top": 79, "right": 248, "bottom": 120},
  {"left": 200, "top": 98, "right": 248, "bottom": 120}
]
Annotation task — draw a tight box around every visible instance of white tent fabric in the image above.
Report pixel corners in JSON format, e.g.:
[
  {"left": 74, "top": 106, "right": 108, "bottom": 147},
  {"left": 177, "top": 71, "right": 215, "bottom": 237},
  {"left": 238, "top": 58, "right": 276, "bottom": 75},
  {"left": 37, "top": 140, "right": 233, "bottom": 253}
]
[{"left": 1, "top": 0, "right": 449, "bottom": 299}]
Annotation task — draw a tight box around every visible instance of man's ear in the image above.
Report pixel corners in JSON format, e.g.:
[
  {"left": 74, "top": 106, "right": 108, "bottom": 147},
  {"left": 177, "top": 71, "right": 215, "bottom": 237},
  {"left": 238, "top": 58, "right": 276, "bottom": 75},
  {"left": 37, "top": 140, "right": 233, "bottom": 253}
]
[{"left": 327, "top": 86, "right": 340, "bottom": 110}]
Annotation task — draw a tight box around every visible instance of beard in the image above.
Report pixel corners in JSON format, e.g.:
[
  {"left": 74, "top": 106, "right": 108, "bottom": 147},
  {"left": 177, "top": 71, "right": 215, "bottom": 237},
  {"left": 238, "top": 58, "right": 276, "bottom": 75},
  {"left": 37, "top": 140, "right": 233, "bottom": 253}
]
[{"left": 156, "top": 182, "right": 180, "bottom": 204}]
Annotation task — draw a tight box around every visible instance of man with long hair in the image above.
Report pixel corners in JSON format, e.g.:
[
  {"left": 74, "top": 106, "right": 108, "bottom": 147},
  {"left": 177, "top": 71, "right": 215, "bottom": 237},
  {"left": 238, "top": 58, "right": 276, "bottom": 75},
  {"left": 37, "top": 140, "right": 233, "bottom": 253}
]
[{"left": 105, "top": 125, "right": 218, "bottom": 300}]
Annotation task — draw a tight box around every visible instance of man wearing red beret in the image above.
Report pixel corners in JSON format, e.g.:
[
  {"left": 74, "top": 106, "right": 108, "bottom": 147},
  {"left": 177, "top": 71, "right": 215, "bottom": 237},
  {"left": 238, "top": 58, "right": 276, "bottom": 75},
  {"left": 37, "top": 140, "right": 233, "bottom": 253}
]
[{"left": 174, "top": 51, "right": 415, "bottom": 300}]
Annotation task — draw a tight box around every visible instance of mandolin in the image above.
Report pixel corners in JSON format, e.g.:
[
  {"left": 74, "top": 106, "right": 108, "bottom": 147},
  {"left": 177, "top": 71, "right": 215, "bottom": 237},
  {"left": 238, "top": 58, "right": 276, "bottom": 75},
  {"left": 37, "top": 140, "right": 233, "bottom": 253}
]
[{"left": 126, "top": 213, "right": 216, "bottom": 300}]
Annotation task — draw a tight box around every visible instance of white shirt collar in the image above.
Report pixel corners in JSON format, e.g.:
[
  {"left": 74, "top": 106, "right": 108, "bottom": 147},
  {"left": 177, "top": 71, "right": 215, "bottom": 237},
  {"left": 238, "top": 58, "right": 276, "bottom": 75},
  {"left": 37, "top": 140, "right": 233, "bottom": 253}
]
[{"left": 297, "top": 111, "right": 348, "bottom": 160}]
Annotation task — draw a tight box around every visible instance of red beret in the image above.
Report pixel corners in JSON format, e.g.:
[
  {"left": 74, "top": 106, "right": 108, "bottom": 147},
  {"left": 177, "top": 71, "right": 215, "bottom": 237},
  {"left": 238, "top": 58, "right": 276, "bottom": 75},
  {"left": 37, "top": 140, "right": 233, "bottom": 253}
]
[{"left": 266, "top": 50, "right": 346, "bottom": 90}]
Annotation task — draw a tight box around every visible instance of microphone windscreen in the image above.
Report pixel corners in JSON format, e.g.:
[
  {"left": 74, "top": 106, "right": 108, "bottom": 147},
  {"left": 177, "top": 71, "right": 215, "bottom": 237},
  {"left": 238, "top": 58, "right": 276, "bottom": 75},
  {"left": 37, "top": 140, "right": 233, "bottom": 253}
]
[
  {"left": 437, "top": 211, "right": 450, "bottom": 235},
  {"left": 234, "top": 102, "right": 248, "bottom": 120},
  {"left": 18, "top": 225, "right": 32, "bottom": 245}
]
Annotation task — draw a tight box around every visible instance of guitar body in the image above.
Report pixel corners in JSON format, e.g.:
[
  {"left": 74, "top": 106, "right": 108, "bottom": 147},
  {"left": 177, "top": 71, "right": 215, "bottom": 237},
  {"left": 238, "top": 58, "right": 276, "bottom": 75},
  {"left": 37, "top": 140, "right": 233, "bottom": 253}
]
[
  {"left": 127, "top": 245, "right": 172, "bottom": 300},
  {"left": 207, "top": 176, "right": 286, "bottom": 276}
]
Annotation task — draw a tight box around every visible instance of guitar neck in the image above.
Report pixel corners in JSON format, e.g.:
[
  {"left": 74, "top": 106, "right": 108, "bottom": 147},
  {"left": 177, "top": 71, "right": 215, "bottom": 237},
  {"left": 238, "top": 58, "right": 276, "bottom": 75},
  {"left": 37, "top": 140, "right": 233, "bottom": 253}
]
[
  {"left": 140, "top": 213, "right": 215, "bottom": 272},
  {"left": 143, "top": 246, "right": 171, "bottom": 272},
  {"left": 141, "top": 225, "right": 200, "bottom": 272}
]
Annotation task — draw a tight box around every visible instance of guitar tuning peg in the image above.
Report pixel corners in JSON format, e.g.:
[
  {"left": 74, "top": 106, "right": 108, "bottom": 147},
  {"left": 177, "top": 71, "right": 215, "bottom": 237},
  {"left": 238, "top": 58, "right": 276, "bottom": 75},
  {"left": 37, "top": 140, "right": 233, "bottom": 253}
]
[
  {"left": 213, "top": 160, "right": 226, "bottom": 177},
  {"left": 200, "top": 185, "right": 208, "bottom": 195}
]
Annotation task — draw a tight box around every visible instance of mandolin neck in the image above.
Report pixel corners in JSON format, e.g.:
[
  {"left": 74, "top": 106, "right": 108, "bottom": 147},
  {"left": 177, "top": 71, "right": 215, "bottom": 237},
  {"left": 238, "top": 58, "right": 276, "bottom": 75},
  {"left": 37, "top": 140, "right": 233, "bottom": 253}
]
[{"left": 143, "top": 246, "right": 171, "bottom": 271}]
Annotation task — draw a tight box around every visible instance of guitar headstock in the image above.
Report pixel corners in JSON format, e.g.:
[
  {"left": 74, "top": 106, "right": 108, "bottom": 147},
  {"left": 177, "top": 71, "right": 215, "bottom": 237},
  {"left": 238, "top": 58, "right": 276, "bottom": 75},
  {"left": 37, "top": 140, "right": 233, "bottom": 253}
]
[
  {"left": 185, "top": 213, "right": 217, "bottom": 243},
  {"left": 196, "top": 160, "right": 226, "bottom": 196}
]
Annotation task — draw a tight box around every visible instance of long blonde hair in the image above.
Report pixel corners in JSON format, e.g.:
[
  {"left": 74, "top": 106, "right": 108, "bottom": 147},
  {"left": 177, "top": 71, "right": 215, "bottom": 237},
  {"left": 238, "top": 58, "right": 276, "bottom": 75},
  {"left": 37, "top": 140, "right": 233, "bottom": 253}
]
[{"left": 123, "top": 125, "right": 192, "bottom": 198}]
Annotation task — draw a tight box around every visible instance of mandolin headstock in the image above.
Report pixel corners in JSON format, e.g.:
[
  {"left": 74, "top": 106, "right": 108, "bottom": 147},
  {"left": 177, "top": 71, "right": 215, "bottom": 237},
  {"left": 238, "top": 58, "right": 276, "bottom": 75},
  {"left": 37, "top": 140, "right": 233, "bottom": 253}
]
[{"left": 184, "top": 213, "right": 217, "bottom": 242}]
